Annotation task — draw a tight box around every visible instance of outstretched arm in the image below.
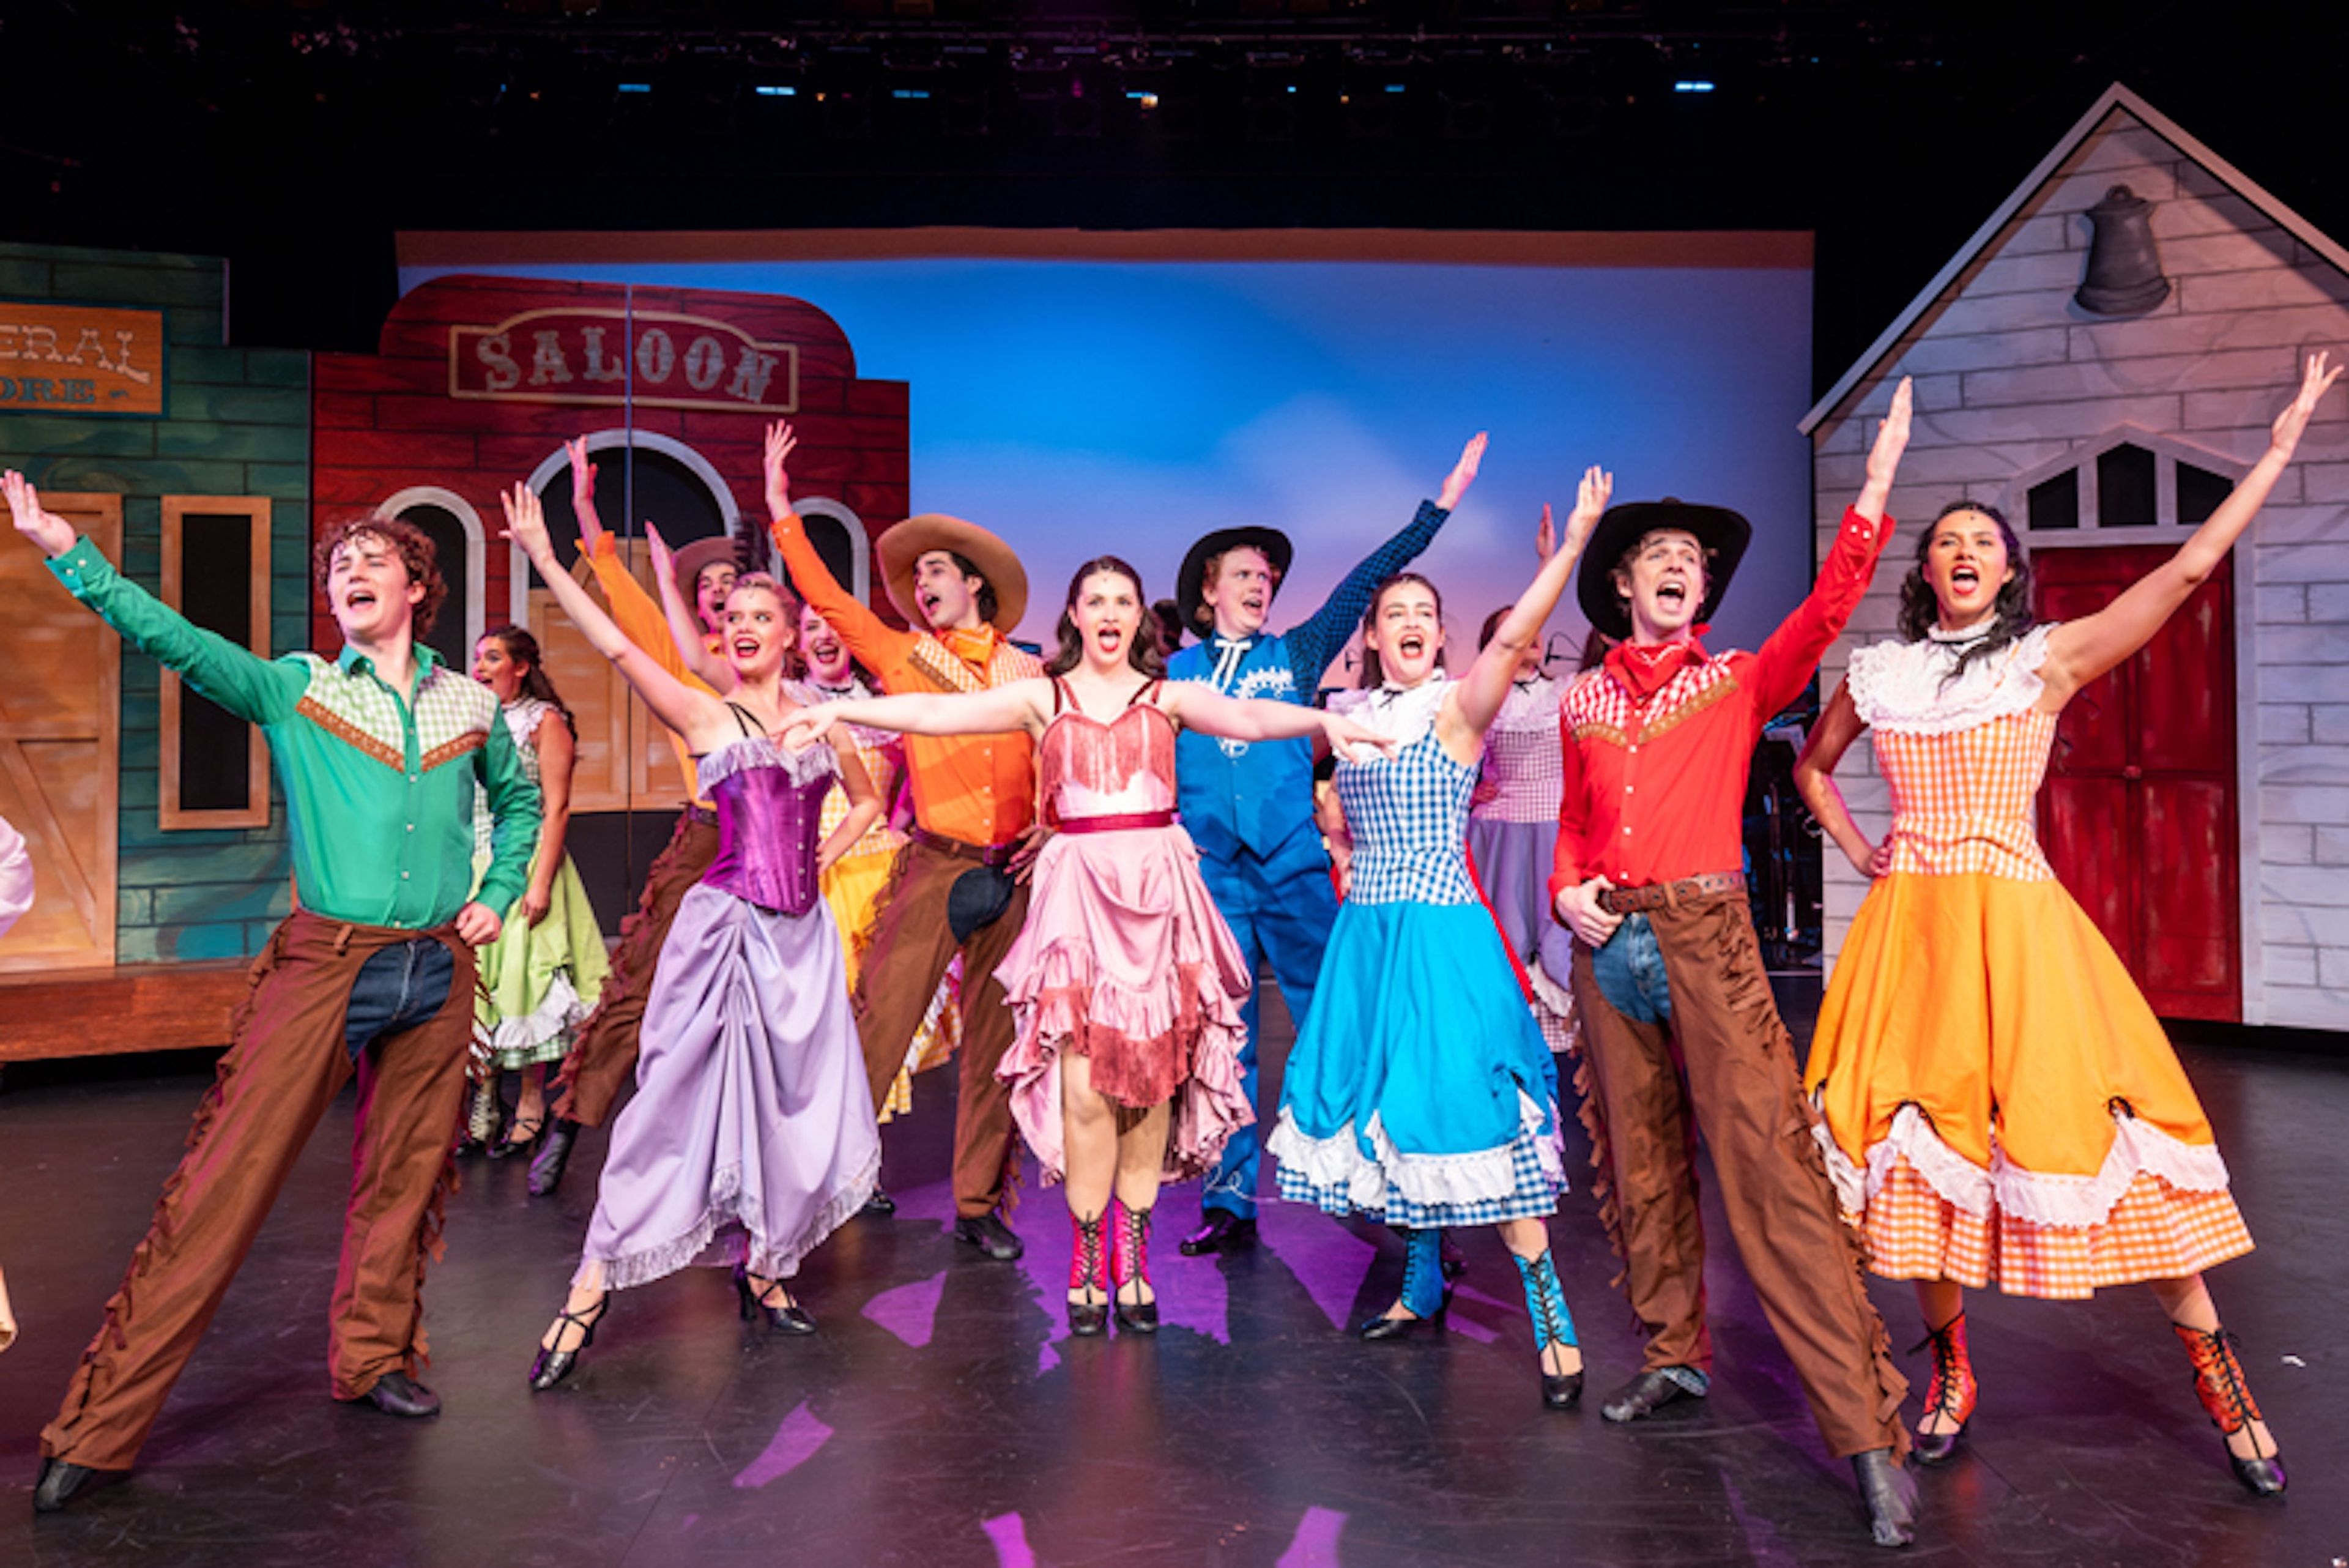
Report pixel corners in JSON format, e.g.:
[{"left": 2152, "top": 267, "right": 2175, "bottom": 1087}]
[
  {"left": 568, "top": 436, "right": 721, "bottom": 700},
  {"left": 501, "top": 483, "right": 726, "bottom": 749},
  {"left": 6, "top": 470, "right": 305, "bottom": 726},
  {"left": 764, "top": 421, "right": 915, "bottom": 675},
  {"left": 1284, "top": 433, "right": 1485, "bottom": 683},
  {"left": 1792, "top": 681, "right": 1890, "bottom": 879},
  {"left": 2043, "top": 352, "right": 2340, "bottom": 704},
  {"left": 1158, "top": 684, "right": 1396, "bottom": 762},
  {"left": 644, "top": 522, "right": 734, "bottom": 693},
  {"left": 1748, "top": 378, "right": 1913, "bottom": 718},
  {"left": 1450, "top": 469, "right": 1610, "bottom": 741},
  {"left": 781, "top": 677, "right": 1050, "bottom": 751}
]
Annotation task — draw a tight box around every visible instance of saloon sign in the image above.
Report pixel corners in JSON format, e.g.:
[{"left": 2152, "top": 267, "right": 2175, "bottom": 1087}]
[
  {"left": 0, "top": 303, "right": 165, "bottom": 416},
  {"left": 449, "top": 307, "right": 800, "bottom": 415}
]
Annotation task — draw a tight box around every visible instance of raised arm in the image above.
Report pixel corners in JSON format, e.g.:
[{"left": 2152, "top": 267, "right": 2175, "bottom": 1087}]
[
  {"left": 568, "top": 437, "right": 721, "bottom": 701},
  {"left": 1158, "top": 683, "right": 1395, "bottom": 761},
  {"left": 467, "top": 707, "right": 543, "bottom": 945},
  {"left": 782, "top": 677, "right": 1050, "bottom": 752},
  {"left": 1792, "top": 680, "right": 1889, "bottom": 879},
  {"left": 501, "top": 483, "right": 726, "bottom": 749},
  {"left": 1285, "top": 433, "right": 1485, "bottom": 683},
  {"left": 1748, "top": 378, "right": 1912, "bottom": 718},
  {"left": 2043, "top": 352, "right": 2340, "bottom": 704},
  {"left": 644, "top": 522, "right": 734, "bottom": 693},
  {"left": 7, "top": 470, "right": 305, "bottom": 726},
  {"left": 1450, "top": 469, "right": 1609, "bottom": 741},
  {"left": 764, "top": 421, "right": 915, "bottom": 674}
]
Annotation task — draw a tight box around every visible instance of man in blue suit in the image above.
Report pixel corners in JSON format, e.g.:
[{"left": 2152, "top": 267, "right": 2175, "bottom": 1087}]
[{"left": 1168, "top": 435, "right": 1485, "bottom": 1254}]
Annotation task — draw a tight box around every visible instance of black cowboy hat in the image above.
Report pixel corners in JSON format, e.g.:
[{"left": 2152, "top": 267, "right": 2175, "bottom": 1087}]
[
  {"left": 1175, "top": 527, "right": 1296, "bottom": 642},
  {"left": 1575, "top": 498, "right": 1753, "bottom": 641}
]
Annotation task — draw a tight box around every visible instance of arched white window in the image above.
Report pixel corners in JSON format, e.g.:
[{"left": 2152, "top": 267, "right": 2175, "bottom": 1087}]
[{"left": 375, "top": 485, "right": 487, "bottom": 667}]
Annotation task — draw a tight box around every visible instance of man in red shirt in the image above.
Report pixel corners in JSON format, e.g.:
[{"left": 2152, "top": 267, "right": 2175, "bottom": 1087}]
[{"left": 1549, "top": 381, "right": 1921, "bottom": 1547}]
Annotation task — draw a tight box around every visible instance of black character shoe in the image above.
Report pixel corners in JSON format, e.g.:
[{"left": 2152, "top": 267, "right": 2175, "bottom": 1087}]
[
  {"left": 733, "top": 1266, "right": 818, "bottom": 1336},
  {"left": 1178, "top": 1211, "right": 1258, "bottom": 1257},
  {"left": 1852, "top": 1447, "right": 1918, "bottom": 1549},
  {"left": 1601, "top": 1368, "right": 1704, "bottom": 1424},
  {"left": 526, "top": 1119, "right": 578, "bottom": 1197},
  {"left": 32, "top": 1458, "right": 111, "bottom": 1514},
  {"left": 359, "top": 1371, "right": 443, "bottom": 1418},
  {"left": 488, "top": 1112, "right": 546, "bottom": 1161},
  {"left": 863, "top": 1186, "right": 897, "bottom": 1216},
  {"left": 954, "top": 1213, "right": 1025, "bottom": 1261},
  {"left": 529, "top": 1295, "right": 610, "bottom": 1392}
]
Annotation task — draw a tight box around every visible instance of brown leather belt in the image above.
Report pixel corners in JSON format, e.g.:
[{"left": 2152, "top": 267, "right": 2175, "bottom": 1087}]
[
  {"left": 1598, "top": 871, "right": 1746, "bottom": 915},
  {"left": 1056, "top": 810, "right": 1175, "bottom": 836},
  {"left": 910, "top": 826, "right": 1022, "bottom": 869}
]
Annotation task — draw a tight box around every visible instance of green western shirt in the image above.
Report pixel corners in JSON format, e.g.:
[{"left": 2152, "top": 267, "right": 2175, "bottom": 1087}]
[{"left": 48, "top": 534, "right": 541, "bottom": 931}]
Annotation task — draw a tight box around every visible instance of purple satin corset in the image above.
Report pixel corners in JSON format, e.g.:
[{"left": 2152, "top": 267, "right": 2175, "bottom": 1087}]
[{"left": 697, "top": 738, "right": 836, "bottom": 916}]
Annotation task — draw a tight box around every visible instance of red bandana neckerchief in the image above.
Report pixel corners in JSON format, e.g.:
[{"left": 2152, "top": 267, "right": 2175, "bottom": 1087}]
[{"left": 1605, "top": 634, "right": 1709, "bottom": 705}]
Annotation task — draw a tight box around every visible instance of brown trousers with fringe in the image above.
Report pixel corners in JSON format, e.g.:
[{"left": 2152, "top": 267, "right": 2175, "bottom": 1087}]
[
  {"left": 1568, "top": 886, "right": 1910, "bottom": 1460},
  {"left": 551, "top": 811, "right": 722, "bottom": 1128},
  {"left": 40, "top": 913, "right": 477, "bottom": 1472}
]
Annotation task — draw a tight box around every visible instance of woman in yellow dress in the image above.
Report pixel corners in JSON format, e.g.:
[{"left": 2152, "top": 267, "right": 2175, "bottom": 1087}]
[{"left": 1797, "top": 352, "right": 2338, "bottom": 1498}]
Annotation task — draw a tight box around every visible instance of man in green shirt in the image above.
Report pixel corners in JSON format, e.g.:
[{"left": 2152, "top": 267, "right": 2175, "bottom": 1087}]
[{"left": 6, "top": 472, "right": 540, "bottom": 1513}]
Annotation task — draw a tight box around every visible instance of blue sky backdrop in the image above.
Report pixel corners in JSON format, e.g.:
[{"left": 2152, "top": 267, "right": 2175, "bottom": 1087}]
[{"left": 404, "top": 253, "right": 1813, "bottom": 668}]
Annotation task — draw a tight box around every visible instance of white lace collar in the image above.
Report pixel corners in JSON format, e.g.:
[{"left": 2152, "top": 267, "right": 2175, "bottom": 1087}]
[
  {"left": 1327, "top": 675, "right": 1452, "bottom": 749},
  {"left": 1847, "top": 625, "right": 2056, "bottom": 736}
]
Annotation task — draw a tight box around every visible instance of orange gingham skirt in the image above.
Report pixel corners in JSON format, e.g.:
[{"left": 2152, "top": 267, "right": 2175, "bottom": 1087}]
[{"left": 1809, "top": 869, "right": 2253, "bottom": 1301}]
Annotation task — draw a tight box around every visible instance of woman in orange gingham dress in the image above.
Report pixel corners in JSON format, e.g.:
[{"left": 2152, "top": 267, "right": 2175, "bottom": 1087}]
[{"left": 1797, "top": 353, "right": 2338, "bottom": 1500}]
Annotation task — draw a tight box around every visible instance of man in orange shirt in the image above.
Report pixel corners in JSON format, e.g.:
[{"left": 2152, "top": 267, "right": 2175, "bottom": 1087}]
[
  {"left": 532, "top": 439, "right": 741, "bottom": 1197},
  {"left": 764, "top": 423, "right": 1042, "bottom": 1260}
]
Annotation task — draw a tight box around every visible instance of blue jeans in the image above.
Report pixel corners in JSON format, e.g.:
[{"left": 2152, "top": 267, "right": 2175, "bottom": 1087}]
[
  {"left": 343, "top": 938, "right": 456, "bottom": 1061},
  {"left": 1590, "top": 914, "right": 1673, "bottom": 1026}
]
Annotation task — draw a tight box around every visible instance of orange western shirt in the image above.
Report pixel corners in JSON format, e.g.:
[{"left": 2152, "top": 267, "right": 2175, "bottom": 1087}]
[
  {"left": 1549, "top": 505, "right": 1893, "bottom": 897},
  {"left": 771, "top": 512, "right": 1039, "bottom": 848},
  {"left": 585, "top": 535, "right": 719, "bottom": 809}
]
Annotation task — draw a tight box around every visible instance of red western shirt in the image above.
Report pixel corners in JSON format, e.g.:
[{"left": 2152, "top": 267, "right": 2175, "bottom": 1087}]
[{"left": 1549, "top": 505, "right": 1893, "bottom": 897}]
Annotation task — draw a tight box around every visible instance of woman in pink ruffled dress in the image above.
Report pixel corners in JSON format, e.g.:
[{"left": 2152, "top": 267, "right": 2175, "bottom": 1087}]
[{"left": 789, "top": 556, "right": 1390, "bottom": 1335}]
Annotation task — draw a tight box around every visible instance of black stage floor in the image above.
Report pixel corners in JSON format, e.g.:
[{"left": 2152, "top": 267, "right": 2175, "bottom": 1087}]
[{"left": 1, "top": 979, "right": 2342, "bottom": 1568}]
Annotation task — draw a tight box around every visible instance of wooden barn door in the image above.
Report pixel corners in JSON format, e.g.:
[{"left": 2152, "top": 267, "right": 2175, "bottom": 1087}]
[
  {"left": 2035, "top": 545, "right": 2240, "bottom": 1021},
  {"left": 0, "top": 493, "right": 122, "bottom": 973}
]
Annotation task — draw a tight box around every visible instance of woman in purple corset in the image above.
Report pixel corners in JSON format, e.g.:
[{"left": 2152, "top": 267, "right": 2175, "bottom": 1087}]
[{"left": 501, "top": 484, "right": 884, "bottom": 1389}]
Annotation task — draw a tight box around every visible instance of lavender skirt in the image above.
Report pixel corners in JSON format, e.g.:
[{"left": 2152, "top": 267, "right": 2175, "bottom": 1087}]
[
  {"left": 1466, "top": 815, "right": 1580, "bottom": 1052},
  {"left": 576, "top": 883, "right": 879, "bottom": 1289}
]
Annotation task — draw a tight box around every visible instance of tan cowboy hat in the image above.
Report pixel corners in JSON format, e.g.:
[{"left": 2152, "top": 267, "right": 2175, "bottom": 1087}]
[
  {"left": 670, "top": 536, "right": 741, "bottom": 606},
  {"left": 876, "top": 514, "right": 1028, "bottom": 633}
]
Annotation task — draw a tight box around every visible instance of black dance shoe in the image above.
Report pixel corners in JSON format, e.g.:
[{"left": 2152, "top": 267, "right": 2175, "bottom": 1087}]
[
  {"left": 1356, "top": 1296, "right": 1449, "bottom": 1342},
  {"left": 735, "top": 1268, "right": 817, "bottom": 1336},
  {"left": 954, "top": 1213, "right": 1025, "bottom": 1261},
  {"left": 488, "top": 1112, "right": 546, "bottom": 1161},
  {"left": 526, "top": 1119, "right": 578, "bottom": 1197},
  {"left": 863, "top": 1186, "right": 897, "bottom": 1216},
  {"left": 529, "top": 1296, "right": 610, "bottom": 1391},
  {"left": 1178, "top": 1211, "right": 1258, "bottom": 1256},
  {"left": 32, "top": 1458, "right": 112, "bottom": 1514},
  {"left": 1600, "top": 1368, "right": 1704, "bottom": 1424},
  {"left": 1542, "top": 1370, "right": 1585, "bottom": 1410},
  {"left": 1851, "top": 1447, "right": 1918, "bottom": 1549},
  {"left": 359, "top": 1372, "right": 442, "bottom": 1418}
]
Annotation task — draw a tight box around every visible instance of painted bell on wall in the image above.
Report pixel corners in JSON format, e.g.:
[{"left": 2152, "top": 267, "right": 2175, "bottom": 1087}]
[{"left": 2076, "top": 184, "right": 2172, "bottom": 315}]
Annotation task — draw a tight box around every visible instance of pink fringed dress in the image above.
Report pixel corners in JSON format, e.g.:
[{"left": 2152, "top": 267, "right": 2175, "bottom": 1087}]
[{"left": 995, "top": 679, "right": 1255, "bottom": 1184}]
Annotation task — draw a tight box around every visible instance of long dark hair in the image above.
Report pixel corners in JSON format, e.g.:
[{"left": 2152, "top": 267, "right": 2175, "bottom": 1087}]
[
  {"left": 480, "top": 625, "right": 576, "bottom": 736},
  {"left": 1357, "top": 571, "right": 1446, "bottom": 689},
  {"left": 1897, "top": 500, "right": 2035, "bottom": 686},
  {"left": 1047, "top": 556, "right": 1166, "bottom": 679}
]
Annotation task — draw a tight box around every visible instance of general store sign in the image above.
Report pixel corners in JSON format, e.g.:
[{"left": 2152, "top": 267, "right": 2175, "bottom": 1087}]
[
  {"left": 449, "top": 307, "right": 799, "bottom": 415},
  {"left": 0, "top": 303, "right": 165, "bottom": 416}
]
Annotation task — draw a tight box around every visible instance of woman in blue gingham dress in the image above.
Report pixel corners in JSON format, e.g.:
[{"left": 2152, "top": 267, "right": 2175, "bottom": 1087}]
[{"left": 1269, "top": 469, "right": 1612, "bottom": 1408}]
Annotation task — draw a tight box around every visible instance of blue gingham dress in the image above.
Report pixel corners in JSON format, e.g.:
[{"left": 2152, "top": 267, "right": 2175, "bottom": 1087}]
[{"left": 1267, "top": 726, "right": 1565, "bottom": 1228}]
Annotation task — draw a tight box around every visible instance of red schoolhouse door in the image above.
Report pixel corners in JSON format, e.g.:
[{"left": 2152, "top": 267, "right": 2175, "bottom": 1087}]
[{"left": 2034, "top": 546, "right": 2241, "bottom": 1022}]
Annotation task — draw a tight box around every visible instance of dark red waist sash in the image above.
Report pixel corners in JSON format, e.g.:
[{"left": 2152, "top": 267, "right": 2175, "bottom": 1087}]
[{"left": 1056, "top": 809, "right": 1176, "bottom": 836}]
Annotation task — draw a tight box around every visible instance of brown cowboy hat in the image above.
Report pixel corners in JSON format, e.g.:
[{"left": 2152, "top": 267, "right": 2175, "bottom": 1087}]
[
  {"left": 876, "top": 514, "right": 1028, "bottom": 633},
  {"left": 670, "top": 536, "right": 741, "bottom": 607},
  {"left": 1575, "top": 498, "right": 1752, "bottom": 640}
]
